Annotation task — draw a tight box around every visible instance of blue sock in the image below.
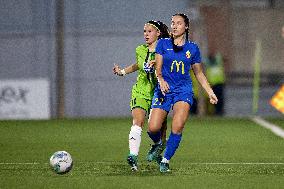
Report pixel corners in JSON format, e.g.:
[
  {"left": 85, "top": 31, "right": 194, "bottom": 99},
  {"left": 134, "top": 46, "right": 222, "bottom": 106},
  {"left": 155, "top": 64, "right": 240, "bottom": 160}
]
[
  {"left": 164, "top": 132, "right": 182, "bottom": 160},
  {"left": 147, "top": 131, "right": 161, "bottom": 144}
]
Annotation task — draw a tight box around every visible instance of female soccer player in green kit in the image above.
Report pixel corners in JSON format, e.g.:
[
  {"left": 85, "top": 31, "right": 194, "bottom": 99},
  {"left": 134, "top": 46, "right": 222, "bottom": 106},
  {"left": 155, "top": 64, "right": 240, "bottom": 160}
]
[{"left": 113, "top": 20, "right": 170, "bottom": 171}]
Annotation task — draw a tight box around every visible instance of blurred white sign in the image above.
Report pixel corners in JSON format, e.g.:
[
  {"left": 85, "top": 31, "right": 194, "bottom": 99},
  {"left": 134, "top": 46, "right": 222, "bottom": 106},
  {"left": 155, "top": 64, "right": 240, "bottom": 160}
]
[{"left": 0, "top": 78, "right": 50, "bottom": 120}]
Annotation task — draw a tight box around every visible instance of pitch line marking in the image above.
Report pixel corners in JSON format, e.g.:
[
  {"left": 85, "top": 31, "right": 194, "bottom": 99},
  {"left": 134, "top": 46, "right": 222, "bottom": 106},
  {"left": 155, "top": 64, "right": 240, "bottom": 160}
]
[
  {"left": 81, "top": 162, "right": 284, "bottom": 165},
  {"left": 187, "top": 162, "right": 284, "bottom": 165},
  {"left": 0, "top": 162, "right": 41, "bottom": 165},
  {"left": 252, "top": 116, "right": 284, "bottom": 139},
  {"left": 0, "top": 162, "right": 284, "bottom": 165}
]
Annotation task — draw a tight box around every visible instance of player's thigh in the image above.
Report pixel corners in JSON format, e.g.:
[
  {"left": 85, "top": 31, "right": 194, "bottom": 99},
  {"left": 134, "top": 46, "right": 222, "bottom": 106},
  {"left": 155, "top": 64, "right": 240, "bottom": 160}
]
[
  {"left": 131, "top": 108, "right": 147, "bottom": 127},
  {"left": 130, "top": 97, "right": 151, "bottom": 127},
  {"left": 172, "top": 101, "right": 190, "bottom": 134},
  {"left": 148, "top": 108, "right": 168, "bottom": 133}
]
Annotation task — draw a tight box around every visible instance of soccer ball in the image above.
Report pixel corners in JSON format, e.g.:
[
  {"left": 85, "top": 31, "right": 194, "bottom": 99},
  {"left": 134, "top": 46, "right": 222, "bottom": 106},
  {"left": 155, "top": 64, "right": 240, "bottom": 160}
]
[{"left": 50, "top": 151, "right": 73, "bottom": 174}]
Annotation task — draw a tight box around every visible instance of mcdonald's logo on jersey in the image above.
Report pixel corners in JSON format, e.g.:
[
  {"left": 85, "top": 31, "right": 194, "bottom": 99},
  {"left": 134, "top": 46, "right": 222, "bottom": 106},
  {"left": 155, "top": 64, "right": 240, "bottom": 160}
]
[
  {"left": 170, "top": 60, "right": 185, "bottom": 74},
  {"left": 186, "top": 50, "right": 191, "bottom": 59}
]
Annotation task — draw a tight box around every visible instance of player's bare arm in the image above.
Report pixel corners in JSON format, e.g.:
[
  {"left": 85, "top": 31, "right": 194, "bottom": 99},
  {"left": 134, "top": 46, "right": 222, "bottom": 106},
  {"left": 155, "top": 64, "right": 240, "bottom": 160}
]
[
  {"left": 155, "top": 54, "right": 169, "bottom": 95},
  {"left": 113, "top": 63, "right": 139, "bottom": 76},
  {"left": 191, "top": 63, "right": 218, "bottom": 104}
]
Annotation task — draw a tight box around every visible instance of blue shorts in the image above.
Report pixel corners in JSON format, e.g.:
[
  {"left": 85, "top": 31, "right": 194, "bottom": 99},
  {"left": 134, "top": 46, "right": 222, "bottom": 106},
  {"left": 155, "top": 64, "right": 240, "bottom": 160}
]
[{"left": 151, "top": 88, "right": 193, "bottom": 112}]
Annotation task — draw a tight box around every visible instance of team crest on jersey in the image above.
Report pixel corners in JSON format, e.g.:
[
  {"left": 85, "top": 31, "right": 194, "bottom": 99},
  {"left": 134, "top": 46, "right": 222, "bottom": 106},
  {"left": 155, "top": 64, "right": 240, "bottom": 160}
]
[{"left": 186, "top": 50, "right": 191, "bottom": 59}]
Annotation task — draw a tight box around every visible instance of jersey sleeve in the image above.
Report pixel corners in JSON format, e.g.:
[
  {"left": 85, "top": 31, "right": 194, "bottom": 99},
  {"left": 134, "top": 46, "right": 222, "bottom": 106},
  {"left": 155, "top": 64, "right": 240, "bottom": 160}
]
[
  {"left": 135, "top": 45, "right": 142, "bottom": 62},
  {"left": 155, "top": 39, "right": 165, "bottom": 55},
  {"left": 135, "top": 47, "right": 139, "bottom": 63},
  {"left": 135, "top": 44, "right": 146, "bottom": 63},
  {"left": 191, "top": 44, "right": 201, "bottom": 64}
]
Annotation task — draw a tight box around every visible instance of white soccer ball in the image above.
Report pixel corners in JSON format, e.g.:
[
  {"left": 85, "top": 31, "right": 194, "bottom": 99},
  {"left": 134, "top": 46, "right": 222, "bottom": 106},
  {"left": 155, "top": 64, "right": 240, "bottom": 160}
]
[{"left": 50, "top": 151, "right": 73, "bottom": 174}]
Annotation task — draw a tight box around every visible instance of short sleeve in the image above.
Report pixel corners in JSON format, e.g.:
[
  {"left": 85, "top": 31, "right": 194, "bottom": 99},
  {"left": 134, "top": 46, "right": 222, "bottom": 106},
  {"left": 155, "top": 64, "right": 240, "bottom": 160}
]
[
  {"left": 135, "top": 46, "right": 141, "bottom": 62},
  {"left": 191, "top": 45, "right": 201, "bottom": 64},
  {"left": 155, "top": 39, "right": 165, "bottom": 55},
  {"left": 135, "top": 44, "right": 146, "bottom": 63},
  {"left": 135, "top": 47, "right": 139, "bottom": 63}
]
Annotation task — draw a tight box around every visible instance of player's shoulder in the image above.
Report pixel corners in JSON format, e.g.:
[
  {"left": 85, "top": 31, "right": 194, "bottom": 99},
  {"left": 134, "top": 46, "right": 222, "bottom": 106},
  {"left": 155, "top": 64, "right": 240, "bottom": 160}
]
[
  {"left": 158, "top": 38, "right": 171, "bottom": 44},
  {"left": 136, "top": 44, "right": 147, "bottom": 52},
  {"left": 186, "top": 40, "right": 199, "bottom": 48},
  {"left": 156, "top": 38, "right": 172, "bottom": 50},
  {"left": 185, "top": 41, "right": 200, "bottom": 53}
]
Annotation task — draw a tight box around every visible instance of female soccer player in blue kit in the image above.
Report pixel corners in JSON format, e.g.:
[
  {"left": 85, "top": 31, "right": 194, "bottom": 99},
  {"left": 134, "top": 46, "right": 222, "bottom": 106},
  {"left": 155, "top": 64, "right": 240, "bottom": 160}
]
[{"left": 147, "top": 13, "right": 218, "bottom": 172}]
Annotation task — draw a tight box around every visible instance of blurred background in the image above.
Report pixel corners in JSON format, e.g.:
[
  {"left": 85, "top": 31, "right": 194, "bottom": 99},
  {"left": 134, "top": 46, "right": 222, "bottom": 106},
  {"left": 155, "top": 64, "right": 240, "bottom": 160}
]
[{"left": 0, "top": 0, "right": 283, "bottom": 119}]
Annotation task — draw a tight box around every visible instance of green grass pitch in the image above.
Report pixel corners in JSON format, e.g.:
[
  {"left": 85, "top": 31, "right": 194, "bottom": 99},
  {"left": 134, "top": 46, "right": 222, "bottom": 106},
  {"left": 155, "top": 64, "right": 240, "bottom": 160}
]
[{"left": 0, "top": 117, "right": 284, "bottom": 189}]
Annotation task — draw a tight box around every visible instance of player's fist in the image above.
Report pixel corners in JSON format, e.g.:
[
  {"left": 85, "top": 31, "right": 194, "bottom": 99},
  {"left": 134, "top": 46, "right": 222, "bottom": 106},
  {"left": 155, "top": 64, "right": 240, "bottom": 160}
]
[
  {"left": 113, "top": 64, "right": 124, "bottom": 76},
  {"left": 158, "top": 77, "right": 170, "bottom": 96},
  {"left": 209, "top": 93, "right": 218, "bottom": 104},
  {"left": 148, "top": 60, "right": 155, "bottom": 68}
]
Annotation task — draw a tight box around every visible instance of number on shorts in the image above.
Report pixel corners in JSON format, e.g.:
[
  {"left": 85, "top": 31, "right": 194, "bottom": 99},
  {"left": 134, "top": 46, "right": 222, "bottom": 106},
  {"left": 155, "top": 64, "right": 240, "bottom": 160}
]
[{"left": 153, "top": 98, "right": 164, "bottom": 106}]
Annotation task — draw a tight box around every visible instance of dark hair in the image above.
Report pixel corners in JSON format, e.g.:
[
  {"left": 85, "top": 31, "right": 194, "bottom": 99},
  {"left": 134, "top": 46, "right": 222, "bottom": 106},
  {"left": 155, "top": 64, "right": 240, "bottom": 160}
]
[
  {"left": 171, "top": 13, "right": 190, "bottom": 52},
  {"left": 146, "top": 20, "right": 170, "bottom": 39}
]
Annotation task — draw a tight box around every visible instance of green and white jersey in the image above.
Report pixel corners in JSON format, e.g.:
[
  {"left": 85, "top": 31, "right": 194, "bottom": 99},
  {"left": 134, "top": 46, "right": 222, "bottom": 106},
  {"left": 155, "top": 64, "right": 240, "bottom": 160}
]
[{"left": 131, "top": 44, "right": 157, "bottom": 100}]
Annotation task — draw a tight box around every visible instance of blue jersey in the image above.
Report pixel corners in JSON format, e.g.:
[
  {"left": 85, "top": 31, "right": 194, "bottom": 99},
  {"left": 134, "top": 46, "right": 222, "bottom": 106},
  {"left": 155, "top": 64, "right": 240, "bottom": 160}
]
[{"left": 155, "top": 38, "right": 201, "bottom": 93}]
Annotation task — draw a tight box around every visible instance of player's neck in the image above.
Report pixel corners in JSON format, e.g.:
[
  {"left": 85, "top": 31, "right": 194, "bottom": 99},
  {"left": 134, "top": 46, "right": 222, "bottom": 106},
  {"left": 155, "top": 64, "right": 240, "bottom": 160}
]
[
  {"left": 147, "top": 41, "right": 157, "bottom": 52},
  {"left": 173, "top": 35, "right": 185, "bottom": 46}
]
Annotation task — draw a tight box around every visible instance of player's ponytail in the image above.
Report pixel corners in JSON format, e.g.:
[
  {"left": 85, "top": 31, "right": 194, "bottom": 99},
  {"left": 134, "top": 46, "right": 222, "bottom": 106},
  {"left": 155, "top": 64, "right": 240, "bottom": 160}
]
[
  {"left": 156, "top": 21, "right": 170, "bottom": 39},
  {"left": 185, "top": 28, "right": 189, "bottom": 41}
]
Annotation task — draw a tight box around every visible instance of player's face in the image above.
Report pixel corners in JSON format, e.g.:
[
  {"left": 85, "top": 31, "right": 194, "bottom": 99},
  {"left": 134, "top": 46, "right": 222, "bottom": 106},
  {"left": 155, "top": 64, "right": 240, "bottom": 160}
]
[
  {"left": 144, "top": 24, "right": 160, "bottom": 45},
  {"left": 171, "top": 15, "right": 187, "bottom": 38}
]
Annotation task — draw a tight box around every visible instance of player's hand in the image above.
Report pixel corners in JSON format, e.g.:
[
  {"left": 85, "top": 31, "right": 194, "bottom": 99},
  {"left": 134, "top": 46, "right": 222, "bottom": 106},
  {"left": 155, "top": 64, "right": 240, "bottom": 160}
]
[
  {"left": 113, "top": 64, "right": 124, "bottom": 76},
  {"left": 209, "top": 92, "right": 218, "bottom": 104},
  {"left": 148, "top": 60, "right": 155, "bottom": 68},
  {"left": 158, "top": 77, "right": 170, "bottom": 96}
]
